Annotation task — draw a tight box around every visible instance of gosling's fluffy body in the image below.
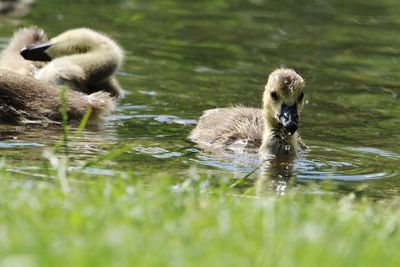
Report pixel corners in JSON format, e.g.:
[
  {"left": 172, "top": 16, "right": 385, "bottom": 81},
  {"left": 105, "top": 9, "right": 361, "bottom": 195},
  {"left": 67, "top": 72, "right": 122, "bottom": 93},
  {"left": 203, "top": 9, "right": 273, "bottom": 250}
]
[
  {"left": 0, "top": 69, "right": 114, "bottom": 123},
  {"left": 29, "top": 28, "right": 124, "bottom": 97},
  {"left": 0, "top": 27, "right": 116, "bottom": 124},
  {"left": 192, "top": 107, "right": 264, "bottom": 148},
  {"left": 191, "top": 68, "right": 306, "bottom": 158}
]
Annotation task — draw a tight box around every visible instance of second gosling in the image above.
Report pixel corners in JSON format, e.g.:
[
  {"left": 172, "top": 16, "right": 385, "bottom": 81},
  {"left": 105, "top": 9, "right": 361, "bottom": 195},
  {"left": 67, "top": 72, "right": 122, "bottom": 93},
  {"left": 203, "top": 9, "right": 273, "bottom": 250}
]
[
  {"left": 20, "top": 28, "right": 124, "bottom": 97},
  {"left": 191, "top": 68, "right": 306, "bottom": 158}
]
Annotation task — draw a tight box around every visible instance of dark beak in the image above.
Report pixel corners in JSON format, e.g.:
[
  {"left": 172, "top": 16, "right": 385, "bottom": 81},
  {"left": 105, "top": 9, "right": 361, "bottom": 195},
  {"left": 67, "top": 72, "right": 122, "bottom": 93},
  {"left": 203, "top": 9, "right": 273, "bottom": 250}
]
[
  {"left": 278, "top": 104, "right": 299, "bottom": 135},
  {"left": 20, "top": 41, "right": 53, "bottom": 61}
]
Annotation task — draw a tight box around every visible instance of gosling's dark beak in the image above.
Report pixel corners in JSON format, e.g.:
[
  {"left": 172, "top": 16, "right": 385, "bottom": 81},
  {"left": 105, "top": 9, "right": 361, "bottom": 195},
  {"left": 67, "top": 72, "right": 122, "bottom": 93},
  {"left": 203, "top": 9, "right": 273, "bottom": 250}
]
[
  {"left": 278, "top": 103, "right": 299, "bottom": 135},
  {"left": 20, "top": 41, "right": 53, "bottom": 61}
]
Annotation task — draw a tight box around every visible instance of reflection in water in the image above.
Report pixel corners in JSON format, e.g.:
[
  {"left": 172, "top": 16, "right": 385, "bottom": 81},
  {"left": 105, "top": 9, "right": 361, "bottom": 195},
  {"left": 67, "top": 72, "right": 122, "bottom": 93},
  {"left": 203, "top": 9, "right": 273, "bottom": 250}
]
[
  {"left": 193, "top": 143, "right": 400, "bottom": 198},
  {"left": 256, "top": 158, "right": 295, "bottom": 196},
  {"left": 189, "top": 143, "right": 298, "bottom": 195},
  {"left": 0, "top": 123, "right": 120, "bottom": 179}
]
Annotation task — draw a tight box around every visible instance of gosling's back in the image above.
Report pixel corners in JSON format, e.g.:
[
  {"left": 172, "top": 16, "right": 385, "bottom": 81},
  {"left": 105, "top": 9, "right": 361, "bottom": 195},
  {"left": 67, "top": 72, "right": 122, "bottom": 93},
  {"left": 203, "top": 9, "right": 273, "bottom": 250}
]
[
  {"left": 0, "top": 69, "right": 114, "bottom": 124},
  {"left": 191, "top": 107, "right": 264, "bottom": 150}
]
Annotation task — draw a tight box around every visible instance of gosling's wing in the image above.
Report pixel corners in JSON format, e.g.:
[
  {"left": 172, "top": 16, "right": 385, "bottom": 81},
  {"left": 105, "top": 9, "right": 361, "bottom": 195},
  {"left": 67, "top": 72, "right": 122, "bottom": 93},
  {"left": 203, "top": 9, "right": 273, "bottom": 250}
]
[{"left": 191, "top": 107, "right": 264, "bottom": 149}]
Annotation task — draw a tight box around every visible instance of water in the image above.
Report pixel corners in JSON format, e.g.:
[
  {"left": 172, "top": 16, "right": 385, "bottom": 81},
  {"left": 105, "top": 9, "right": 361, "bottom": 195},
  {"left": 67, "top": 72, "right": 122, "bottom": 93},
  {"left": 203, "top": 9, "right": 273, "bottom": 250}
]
[{"left": 0, "top": 0, "right": 399, "bottom": 198}]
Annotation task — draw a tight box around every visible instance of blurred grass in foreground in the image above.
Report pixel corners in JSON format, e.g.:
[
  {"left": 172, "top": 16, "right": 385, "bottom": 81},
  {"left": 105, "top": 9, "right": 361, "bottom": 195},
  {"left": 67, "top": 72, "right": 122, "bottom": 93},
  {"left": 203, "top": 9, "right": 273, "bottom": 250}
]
[{"left": 0, "top": 167, "right": 399, "bottom": 267}]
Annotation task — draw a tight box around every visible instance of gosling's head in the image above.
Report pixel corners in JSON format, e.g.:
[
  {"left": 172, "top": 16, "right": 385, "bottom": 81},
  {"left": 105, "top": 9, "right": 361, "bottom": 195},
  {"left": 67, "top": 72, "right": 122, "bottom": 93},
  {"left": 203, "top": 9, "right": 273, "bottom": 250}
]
[
  {"left": 20, "top": 28, "right": 118, "bottom": 61},
  {"left": 262, "top": 68, "right": 305, "bottom": 135}
]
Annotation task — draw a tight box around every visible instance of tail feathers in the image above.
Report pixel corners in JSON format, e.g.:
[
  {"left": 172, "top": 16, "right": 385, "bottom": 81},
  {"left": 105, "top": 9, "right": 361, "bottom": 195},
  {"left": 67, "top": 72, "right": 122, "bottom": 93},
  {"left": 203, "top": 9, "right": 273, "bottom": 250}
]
[{"left": 85, "top": 91, "right": 115, "bottom": 122}]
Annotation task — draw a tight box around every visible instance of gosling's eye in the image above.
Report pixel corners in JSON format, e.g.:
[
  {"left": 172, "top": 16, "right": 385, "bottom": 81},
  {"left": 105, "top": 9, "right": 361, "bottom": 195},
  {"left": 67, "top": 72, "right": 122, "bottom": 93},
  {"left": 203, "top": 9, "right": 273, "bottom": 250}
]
[
  {"left": 298, "top": 92, "right": 304, "bottom": 102},
  {"left": 270, "top": 91, "right": 278, "bottom": 101}
]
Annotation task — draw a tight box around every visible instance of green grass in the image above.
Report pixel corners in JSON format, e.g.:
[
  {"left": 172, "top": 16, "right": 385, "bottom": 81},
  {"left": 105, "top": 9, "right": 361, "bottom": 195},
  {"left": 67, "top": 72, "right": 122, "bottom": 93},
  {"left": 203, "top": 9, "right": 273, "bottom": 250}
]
[
  {"left": 0, "top": 169, "right": 399, "bottom": 267},
  {"left": 0, "top": 92, "right": 398, "bottom": 267}
]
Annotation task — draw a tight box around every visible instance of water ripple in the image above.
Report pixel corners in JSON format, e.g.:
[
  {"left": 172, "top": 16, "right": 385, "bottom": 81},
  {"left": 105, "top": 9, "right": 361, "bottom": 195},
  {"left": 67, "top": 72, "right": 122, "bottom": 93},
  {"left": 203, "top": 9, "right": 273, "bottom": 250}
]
[{"left": 0, "top": 142, "right": 45, "bottom": 148}]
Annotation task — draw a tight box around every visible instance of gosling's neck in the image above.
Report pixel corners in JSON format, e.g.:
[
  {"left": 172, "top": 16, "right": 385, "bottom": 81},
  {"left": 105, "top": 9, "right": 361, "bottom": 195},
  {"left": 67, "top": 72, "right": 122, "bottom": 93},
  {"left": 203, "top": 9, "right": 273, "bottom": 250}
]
[{"left": 259, "top": 111, "right": 297, "bottom": 158}]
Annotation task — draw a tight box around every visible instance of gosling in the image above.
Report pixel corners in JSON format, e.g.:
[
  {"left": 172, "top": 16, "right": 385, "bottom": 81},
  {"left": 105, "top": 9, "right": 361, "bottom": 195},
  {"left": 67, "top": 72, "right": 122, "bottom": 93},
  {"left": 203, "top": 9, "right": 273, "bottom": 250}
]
[
  {"left": 0, "top": 27, "right": 114, "bottom": 124},
  {"left": 191, "top": 68, "right": 306, "bottom": 158},
  {"left": 0, "top": 69, "right": 114, "bottom": 124},
  {"left": 20, "top": 28, "right": 124, "bottom": 97}
]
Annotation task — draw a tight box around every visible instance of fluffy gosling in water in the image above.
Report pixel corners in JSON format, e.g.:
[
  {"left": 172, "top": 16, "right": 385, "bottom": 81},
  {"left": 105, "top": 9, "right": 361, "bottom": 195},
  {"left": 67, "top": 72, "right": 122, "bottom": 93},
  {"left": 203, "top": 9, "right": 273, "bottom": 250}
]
[
  {"left": 0, "top": 27, "right": 115, "bottom": 124},
  {"left": 191, "top": 68, "right": 306, "bottom": 158}
]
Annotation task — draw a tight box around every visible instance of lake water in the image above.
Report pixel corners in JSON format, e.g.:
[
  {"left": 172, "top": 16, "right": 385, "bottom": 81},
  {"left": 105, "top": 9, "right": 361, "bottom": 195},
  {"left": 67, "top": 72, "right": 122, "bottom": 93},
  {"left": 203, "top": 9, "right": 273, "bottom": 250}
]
[{"left": 0, "top": 0, "right": 399, "bottom": 198}]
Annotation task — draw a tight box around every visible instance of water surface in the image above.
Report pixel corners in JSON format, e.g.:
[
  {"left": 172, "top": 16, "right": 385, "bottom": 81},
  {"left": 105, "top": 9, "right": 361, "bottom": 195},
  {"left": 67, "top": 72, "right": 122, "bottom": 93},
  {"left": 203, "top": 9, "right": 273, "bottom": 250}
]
[{"left": 0, "top": 0, "right": 399, "bottom": 198}]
